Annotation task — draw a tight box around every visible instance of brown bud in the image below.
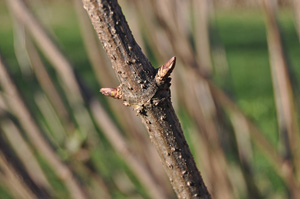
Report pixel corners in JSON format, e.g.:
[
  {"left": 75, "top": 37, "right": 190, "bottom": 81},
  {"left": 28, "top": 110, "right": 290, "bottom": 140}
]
[
  {"left": 100, "top": 87, "right": 122, "bottom": 99},
  {"left": 156, "top": 56, "right": 176, "bottom": 83}
]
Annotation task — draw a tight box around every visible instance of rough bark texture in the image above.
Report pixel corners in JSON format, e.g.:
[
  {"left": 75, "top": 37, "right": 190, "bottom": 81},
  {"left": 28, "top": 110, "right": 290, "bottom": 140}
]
[{"left": 82, "top": 0, "right": 211, "bottom": 198}]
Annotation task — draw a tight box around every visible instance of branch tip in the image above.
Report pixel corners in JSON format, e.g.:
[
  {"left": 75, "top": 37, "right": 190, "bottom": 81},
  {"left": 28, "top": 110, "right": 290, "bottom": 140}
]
[
  {"left": 100, "top": 87, "right": 122, "bottom": 99},
  {"left": 156, "top": 56, "right": 176, "bottom": 82}
]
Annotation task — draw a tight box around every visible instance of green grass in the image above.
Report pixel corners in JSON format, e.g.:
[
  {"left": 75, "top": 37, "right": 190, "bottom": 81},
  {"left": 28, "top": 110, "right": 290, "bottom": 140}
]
[{"left": 0, "top": 185, "right": 13, "bottom": 199}]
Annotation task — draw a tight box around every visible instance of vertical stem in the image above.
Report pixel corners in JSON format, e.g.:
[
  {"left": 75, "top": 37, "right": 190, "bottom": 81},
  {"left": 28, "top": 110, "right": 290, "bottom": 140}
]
[{"left": 82, "top": 0, "right": 211, "bottom": 198}]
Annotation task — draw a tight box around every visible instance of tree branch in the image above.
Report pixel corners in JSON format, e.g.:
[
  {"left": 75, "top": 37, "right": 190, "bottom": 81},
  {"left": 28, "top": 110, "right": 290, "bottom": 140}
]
[{"left": 82, "top": 0, "right": 211, "bottom": 198}]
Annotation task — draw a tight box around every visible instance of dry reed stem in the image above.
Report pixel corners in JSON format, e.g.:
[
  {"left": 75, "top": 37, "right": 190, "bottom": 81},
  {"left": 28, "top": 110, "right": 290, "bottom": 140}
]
[
  {"left": 229, "top": 112, "right": 262, "bottom": 198},
  {"left": 150, "top": 0, "right": 197, "bottom": 70},
  {"left": 34, "top": 93, "right": 67, "bottom": 144},
  {"left": 262, "top": 0, "right": 300, "bottom": 196},
  {"left": 69, "top": 157, "right": 112, "bottom": 199},
  {"left": 211, "top": 82, "right": 300, "bottom": 191},
  {"left": 193, "top": 0, "right": 213, "bottom": 72},
  {"left": 0, "top": 125, "right": 50, "bottom": 198},
  {"left": 183, "top": 69, "right": 233, "bottom": 199},
  {"left": 193, "top": 90, "right": 232, "bottom": 198},
  {"left": 0, "top": 54, "right": 88, "bottom": 199},
  {"left": 25, "top": 30, "right": 114, "bottom": 197},
  {"left": 25, "top": 35, "right": 76, "bottom": 134},
  {"left": 0, "top": 153, "right": 36, "bottom": 199},
  {"left": 263, "top": 0, "right": 300, "bottom": 164},
  {"left": 7, "top": 0, "right": 100, "bottom": 149},
  {"left": 1, "top": 118, "right": 52, "bottom": 191}
]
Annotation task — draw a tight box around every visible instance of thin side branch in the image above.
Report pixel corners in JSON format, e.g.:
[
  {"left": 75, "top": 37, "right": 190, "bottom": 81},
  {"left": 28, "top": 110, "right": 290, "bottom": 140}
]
[{"left": 82, "top": 0, "right": 211, "bottom": 198}]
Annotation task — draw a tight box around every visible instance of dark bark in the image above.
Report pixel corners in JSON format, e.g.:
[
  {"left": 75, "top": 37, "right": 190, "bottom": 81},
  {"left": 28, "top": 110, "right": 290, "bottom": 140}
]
[{"left": 81, "top": 0, "right": 211, "bottom": 198}]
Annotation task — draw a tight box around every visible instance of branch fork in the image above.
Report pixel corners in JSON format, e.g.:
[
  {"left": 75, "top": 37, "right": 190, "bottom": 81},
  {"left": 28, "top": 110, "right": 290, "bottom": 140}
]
[{"left": 100, "top": 56, "right": 176, "bottom": 108}]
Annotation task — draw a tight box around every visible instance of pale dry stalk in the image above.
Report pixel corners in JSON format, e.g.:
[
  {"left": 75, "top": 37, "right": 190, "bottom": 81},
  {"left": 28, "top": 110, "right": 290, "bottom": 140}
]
[
  {"left": 0, "top": 153, "right": 35, "bottom": 199},
  {"left": 262, "top": 0, "right": 300, "bottom": 196},
  {"left": 25, "top": 35, "right": 76, "bottom": 134},
  {"left": 1, "top": 118, "right": 51, "bottom": 191},
  {"left": 0, "top": 54, "right": 88, "bottom": 199}
]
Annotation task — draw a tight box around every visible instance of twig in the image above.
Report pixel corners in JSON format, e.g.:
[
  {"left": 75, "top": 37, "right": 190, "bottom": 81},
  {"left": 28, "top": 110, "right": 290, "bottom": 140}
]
[{"left": 82, "top": 0, "right": 211, "bottom": 198}]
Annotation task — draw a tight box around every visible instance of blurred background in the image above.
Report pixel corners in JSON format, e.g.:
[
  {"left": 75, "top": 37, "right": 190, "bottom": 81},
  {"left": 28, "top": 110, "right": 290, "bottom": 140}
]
[{"left": 0, "top": 0, "right": 300, "bottom": 198}]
